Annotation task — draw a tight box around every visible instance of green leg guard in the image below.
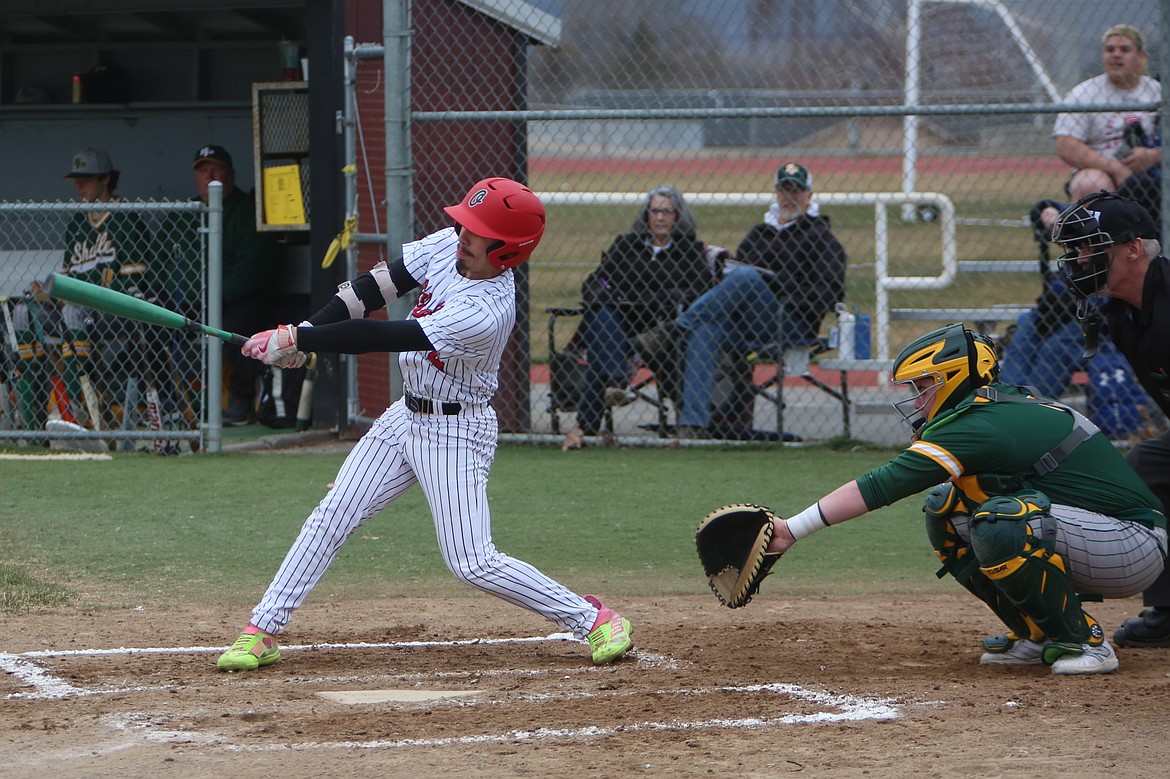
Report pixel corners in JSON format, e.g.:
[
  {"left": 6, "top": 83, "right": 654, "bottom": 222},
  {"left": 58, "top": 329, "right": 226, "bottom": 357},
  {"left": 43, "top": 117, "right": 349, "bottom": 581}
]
[
  {"left": 972, "top": 493, "right": 1100, "bottom": 662},
  {"left": 924, "top": 483, "right": 977, "bottom": 580},
  {"left": 924, "top": 484, "right": 1033, "bottom": 640}
]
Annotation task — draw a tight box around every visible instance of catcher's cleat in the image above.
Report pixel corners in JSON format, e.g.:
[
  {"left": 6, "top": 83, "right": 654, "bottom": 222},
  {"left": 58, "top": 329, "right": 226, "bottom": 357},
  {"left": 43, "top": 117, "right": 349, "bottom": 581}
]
[
  {"left": 1051, "top": 639, "right": 1119, "bottom": 676},
  {"left": 979, "top": 632, "right": 1049, "bottom": 666},
  {"left": 217, "top": 631, "right": 281, "bottom": 671},
  {"left": 585, "top": 595, "right": 633, "bottom": 665}
]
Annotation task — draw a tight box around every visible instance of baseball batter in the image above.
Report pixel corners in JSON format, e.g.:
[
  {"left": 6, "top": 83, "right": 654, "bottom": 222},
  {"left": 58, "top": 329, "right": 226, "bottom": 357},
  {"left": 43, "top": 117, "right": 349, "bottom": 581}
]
[
  {"left": 217, "top": 178, "right": 633, "bottom": 671},
  {"left": 765, "top": 323, "right": 1166, "bottom": 675}
]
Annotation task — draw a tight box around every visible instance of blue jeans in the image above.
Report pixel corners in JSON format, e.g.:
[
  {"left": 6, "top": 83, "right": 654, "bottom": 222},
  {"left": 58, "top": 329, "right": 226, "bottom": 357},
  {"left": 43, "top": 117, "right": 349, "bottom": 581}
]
[
  {"left": 998, "top": 311, "right": 1085, "bottom": 400},
  {"left": 576, "top": 305, "right": 632, "bottom": 434},
  {"left": 676, "top": 267, "right": 786, "bottom": 428}
]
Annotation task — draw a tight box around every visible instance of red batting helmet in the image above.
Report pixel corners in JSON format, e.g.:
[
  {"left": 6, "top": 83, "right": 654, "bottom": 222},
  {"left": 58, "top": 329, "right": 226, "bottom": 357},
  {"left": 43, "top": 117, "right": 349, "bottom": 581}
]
[{"left": 443, "top": 177, "right": 546, "bottom": 270}]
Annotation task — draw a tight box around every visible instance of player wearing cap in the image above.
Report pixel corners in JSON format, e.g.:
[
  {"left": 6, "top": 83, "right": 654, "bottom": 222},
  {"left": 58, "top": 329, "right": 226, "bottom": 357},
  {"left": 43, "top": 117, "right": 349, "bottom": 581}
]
[
  {"left": 158, "top": 144, "right": 276, "bottom": 425},
  {"left": 216, "top": 178, "right": 634, "bottom": 671},
  {"left": 763, "top": 322, "right": 1166, "bottom": 675},
  {"left": 13, "top": 148, "right": 151, "bottom": 430},
  {"left": 1054, "top": 191, "right": 1170, "bottom": 648}
]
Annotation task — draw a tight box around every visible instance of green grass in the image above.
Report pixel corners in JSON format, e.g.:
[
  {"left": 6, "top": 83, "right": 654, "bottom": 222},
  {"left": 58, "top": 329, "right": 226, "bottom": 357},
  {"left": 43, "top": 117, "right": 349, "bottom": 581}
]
[
  {"left": 0, "top": 562, "right": 75, "bottom": 612},
  {"left": 0, "top": 443, "right": 941, "bottom": 612}
]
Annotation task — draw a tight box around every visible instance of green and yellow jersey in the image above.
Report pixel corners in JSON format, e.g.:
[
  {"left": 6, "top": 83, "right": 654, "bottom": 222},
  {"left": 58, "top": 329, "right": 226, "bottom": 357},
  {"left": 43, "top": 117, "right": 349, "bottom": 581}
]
[{"left": 857, "top": 383, "right": 1164, "bottom": 529}]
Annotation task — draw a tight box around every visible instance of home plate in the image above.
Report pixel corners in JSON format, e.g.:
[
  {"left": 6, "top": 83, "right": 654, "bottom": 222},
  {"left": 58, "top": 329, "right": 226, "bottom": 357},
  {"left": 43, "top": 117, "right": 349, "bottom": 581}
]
[{"left": 317, "top": 689, "right": 481, "bottom": 704}]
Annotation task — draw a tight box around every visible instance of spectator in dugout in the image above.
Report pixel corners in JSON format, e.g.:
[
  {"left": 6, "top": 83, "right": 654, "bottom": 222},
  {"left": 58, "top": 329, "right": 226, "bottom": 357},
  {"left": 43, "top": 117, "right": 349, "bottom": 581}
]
[
  {"left": 159, "top": 144, "right": 276, "bottom": 426},
  {"left": 12, "top": 147, "right": 152, "bottom": 433},
  {"left": 640, "top": 162, "right": 846, "bottom": 440}
]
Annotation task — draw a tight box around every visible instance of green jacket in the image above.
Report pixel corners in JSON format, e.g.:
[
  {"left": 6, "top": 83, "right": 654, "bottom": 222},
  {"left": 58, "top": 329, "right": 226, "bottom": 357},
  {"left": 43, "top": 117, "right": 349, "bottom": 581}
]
[{"left": 157, "top": 186, "right": 276, "bottom": 313}]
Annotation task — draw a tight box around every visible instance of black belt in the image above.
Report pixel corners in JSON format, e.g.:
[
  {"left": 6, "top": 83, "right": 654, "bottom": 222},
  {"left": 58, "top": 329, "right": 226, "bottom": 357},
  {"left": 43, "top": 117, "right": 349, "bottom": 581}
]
[{"left": 405, "top": 394, "right": 462, "bottom": 415}]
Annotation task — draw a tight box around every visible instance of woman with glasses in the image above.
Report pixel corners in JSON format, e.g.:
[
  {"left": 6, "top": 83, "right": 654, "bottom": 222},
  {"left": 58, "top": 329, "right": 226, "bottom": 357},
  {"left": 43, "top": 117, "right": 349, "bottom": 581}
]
[{"left": 561, "top": 184, "right": 716, "bottom": 450}]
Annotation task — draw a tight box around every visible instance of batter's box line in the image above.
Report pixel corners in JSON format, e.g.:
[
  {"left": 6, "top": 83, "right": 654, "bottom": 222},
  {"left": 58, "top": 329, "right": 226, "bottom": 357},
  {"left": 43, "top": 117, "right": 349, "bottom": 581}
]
[
  {"left": 107, "top": 685, "right": 900, "bottom": 753},
  {"left": 2, "top": 635, "right": 673, "bottom": 701}
]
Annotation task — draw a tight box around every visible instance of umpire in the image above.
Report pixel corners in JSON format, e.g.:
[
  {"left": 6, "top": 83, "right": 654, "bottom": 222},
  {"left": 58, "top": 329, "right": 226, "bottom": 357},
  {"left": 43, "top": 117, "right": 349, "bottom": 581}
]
[{"left": 1054, "top": 190, "right": 1170, "bottom": 647}]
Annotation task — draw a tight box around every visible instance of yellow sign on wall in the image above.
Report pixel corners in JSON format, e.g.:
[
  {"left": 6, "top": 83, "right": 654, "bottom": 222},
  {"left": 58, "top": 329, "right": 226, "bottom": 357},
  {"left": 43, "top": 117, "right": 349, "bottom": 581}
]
[{"left": 263, "top": 164, "right": 307, "bottom": 225}]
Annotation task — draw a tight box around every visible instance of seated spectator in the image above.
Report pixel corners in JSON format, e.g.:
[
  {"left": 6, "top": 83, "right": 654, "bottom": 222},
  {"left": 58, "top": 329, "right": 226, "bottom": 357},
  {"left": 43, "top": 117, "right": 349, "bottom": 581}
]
[
  {"left": 560, "top": 185, "right": 715, "bottom": 451},
  {"left": 1053, "top": 23, "right": 1161, "bottom": 226},
  {"left": 159, "top": 144, "right": 276, "bottom": 426},
  {"left": 664, "top": 162, "right": 846, "bottom": 439},
  {"left": 998, "top": 167, "right": 1114, "bottom": 399}
]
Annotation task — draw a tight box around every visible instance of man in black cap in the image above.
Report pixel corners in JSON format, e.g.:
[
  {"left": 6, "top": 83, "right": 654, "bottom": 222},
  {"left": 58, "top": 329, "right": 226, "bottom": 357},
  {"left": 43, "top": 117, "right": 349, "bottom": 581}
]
[
  {"left": 1054, "top": 191, "right": 1170, "bottom": 647},
  {"left": 161, "top": 144, "right": 276, "bottom": 425}
]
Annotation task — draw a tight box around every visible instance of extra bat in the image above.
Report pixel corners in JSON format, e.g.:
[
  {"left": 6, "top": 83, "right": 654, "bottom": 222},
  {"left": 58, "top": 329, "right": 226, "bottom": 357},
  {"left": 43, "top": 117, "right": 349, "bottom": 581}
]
[{"left": 44, "top": 273, "right": 316, "bottom": 369}]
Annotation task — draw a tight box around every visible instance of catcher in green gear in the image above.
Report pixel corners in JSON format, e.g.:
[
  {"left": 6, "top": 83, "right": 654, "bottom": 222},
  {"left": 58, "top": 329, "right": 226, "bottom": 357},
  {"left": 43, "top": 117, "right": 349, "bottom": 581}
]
[{"left": 756, "top": 323, "right": 1166, "bottom": 676}]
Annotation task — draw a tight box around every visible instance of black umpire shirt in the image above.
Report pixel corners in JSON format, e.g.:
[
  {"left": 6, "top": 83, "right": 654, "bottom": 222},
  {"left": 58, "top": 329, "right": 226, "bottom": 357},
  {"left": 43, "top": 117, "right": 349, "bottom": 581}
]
[{"left": 1103, "top": 255, "right": 1170, "bottom": 415}]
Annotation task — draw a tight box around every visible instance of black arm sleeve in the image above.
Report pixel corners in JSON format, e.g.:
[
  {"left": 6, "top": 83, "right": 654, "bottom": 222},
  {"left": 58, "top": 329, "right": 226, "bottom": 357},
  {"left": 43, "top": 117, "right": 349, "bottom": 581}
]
[
  {"left": 307, "top": 257, "right": 420, "bottom": 326},
  {"left": 297, "top": 318, "right": 434, "bottom": 354}
]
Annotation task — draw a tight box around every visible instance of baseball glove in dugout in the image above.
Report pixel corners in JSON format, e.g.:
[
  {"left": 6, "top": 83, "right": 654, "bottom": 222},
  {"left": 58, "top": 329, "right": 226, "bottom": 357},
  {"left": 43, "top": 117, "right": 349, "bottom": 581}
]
[{"left": 696, "top": 503, "right": 781, "bottom": 608}]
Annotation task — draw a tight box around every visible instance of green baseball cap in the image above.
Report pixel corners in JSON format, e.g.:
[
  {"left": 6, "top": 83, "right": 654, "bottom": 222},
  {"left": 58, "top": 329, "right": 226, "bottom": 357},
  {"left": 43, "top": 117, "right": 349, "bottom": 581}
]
[{"left": 774, "top": 162, "right": 811, "bottom": 190}]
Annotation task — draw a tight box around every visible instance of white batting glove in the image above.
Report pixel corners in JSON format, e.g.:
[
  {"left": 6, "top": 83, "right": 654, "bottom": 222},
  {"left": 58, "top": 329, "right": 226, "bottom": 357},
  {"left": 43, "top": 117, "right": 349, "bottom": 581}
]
[{"left": 243, "top": 325, "right": 307, "bottom": 369}]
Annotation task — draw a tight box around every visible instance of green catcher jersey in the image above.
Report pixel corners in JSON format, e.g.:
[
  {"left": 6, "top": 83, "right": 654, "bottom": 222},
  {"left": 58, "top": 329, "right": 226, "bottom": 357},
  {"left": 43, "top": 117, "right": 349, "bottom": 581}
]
[{"left": 857, "top": 383, "right": 1164, "bottom": 529}]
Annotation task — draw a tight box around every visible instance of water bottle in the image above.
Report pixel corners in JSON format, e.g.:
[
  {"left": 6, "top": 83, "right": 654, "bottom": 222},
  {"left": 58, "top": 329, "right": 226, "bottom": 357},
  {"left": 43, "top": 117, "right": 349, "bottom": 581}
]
[{"left": 835, "top": 303, "right": 856, "bottom": 361}]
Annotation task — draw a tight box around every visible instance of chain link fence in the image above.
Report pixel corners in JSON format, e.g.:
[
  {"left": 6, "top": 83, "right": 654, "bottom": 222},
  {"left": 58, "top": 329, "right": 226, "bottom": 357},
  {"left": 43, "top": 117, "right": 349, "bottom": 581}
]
[
  {"left": 1, "top": 200, "right": 208, "bottom": 452},
  {"left": 343, "top": 0, "right": 1165, "bottom": 446}
]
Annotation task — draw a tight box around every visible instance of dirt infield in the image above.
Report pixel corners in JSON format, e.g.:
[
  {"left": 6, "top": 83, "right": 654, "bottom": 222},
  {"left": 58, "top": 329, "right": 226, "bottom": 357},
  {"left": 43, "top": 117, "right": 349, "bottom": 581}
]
[{"left": 4, "top": 594, "right": 1170, "bottom": 777}]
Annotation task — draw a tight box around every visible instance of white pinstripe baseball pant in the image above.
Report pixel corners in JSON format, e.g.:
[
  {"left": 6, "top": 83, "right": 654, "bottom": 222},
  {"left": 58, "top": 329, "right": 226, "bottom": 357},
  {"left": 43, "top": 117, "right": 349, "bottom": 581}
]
[{"left": 251, "top": 401, "right": 599, "bottom": 638}]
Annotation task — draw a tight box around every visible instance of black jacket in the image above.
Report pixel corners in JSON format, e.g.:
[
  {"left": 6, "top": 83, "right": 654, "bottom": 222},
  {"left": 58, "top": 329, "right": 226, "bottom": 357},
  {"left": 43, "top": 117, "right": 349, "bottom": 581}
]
[
  {"left": 581, "top": 231, "right": 711, "bottom": 335},
  {"left": 735, "top": 214, "right": 847, "bottom": 342},
  {"left": 1103, "top": 255, "right": 1170, "bottom": 415}
]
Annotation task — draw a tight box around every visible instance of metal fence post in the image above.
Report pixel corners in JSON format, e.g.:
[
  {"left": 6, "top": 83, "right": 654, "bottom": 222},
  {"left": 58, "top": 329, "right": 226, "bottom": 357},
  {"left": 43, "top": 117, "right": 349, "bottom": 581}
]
[{"left": 205, "top": 181, "right": 224, "bottom": 453}]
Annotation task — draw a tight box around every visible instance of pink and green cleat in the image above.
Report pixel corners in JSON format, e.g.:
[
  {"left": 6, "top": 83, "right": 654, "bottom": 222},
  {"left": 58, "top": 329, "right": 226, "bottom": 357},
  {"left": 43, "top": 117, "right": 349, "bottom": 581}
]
[
  {"left": 217, "top": 630, "right": 281, "bottom": 671},
  {"left": 585, "top": 595, "right": 633, "bottom": 665}
]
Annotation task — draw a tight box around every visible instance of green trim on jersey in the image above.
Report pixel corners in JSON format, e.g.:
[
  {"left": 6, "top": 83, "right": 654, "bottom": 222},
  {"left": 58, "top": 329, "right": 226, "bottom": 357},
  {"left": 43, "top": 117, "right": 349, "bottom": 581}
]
[{"left": 857, "top": 383, "right": 1164, "bottom": 529}]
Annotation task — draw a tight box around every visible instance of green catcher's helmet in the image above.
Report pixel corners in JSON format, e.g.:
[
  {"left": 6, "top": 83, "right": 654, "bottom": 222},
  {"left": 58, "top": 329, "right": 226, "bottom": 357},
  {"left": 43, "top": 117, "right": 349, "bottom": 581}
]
[{"left": 891, "top": 323, "right": 999, "bottom": 436}]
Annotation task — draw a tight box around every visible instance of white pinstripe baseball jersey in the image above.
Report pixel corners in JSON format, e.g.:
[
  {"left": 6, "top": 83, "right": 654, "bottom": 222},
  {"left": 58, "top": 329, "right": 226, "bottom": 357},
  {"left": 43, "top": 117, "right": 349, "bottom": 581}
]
[{"left": 399, "top": 227, "right": 515, "bottom": 405}]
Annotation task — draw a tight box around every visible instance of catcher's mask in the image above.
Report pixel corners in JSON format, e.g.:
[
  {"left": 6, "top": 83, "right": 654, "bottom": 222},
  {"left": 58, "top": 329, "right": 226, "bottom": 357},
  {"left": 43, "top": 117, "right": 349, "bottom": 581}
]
[
  {"left": 443, "top": 177, "right": 546, "bottom": 270},
  {"left": 891, "top": 323, "right": 998, "bottom": 437},
  {"left": 1053, "top": 190, "right": 1158, "bottom": 299}
]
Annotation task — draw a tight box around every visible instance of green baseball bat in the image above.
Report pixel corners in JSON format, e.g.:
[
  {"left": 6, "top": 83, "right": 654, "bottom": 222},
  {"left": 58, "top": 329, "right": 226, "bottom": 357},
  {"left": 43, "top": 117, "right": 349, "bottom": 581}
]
[
  {"left": 44, "top": 273, "right": 316, "bottom": 368},
  {"left": 46, "top": 272, "right": 247, "bottom": 344}
]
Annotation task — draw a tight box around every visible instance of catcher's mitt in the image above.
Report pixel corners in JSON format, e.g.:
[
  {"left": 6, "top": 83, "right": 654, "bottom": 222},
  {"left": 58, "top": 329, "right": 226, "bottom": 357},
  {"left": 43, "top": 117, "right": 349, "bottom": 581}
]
[{"left": 695, "top": 503, "right": 781, "bottom": 608}]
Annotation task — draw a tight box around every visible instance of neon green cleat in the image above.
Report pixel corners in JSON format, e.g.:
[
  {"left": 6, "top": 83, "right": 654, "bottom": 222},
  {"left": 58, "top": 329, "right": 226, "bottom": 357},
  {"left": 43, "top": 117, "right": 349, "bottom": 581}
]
[
  {"left": 217, "top": 631, "right": 281, "bottom": 671},
  {"left": 585, "top": 595, "right": 633, "bottom": 665}
]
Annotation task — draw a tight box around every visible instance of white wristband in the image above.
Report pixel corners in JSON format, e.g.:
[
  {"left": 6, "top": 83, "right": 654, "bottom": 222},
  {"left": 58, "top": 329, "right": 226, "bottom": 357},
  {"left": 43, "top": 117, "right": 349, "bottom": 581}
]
[{"left": 786, "top": 503, "right": 830, "bottom": 541}]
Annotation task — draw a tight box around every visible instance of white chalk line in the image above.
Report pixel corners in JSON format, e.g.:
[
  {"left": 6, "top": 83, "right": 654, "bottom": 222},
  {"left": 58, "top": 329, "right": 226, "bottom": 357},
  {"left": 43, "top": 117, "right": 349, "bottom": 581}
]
[
  {"left": 3, "top": 635, "right": 675, "bottom": 701},
  {"left": 0, "top": 452, "right": 112, "bottom": 461},
  {"left": 5, "top": 637, "right": 902, "bottom": 749},
  {"left": 104, "top": 684, "right": 900, "bottom": 751}
]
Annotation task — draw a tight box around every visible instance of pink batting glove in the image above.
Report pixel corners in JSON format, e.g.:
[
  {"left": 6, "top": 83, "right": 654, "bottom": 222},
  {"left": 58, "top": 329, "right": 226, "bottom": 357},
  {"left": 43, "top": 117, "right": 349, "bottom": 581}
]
[{"left": 243, "top": 325, "right": 306, "bottom": 368}]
